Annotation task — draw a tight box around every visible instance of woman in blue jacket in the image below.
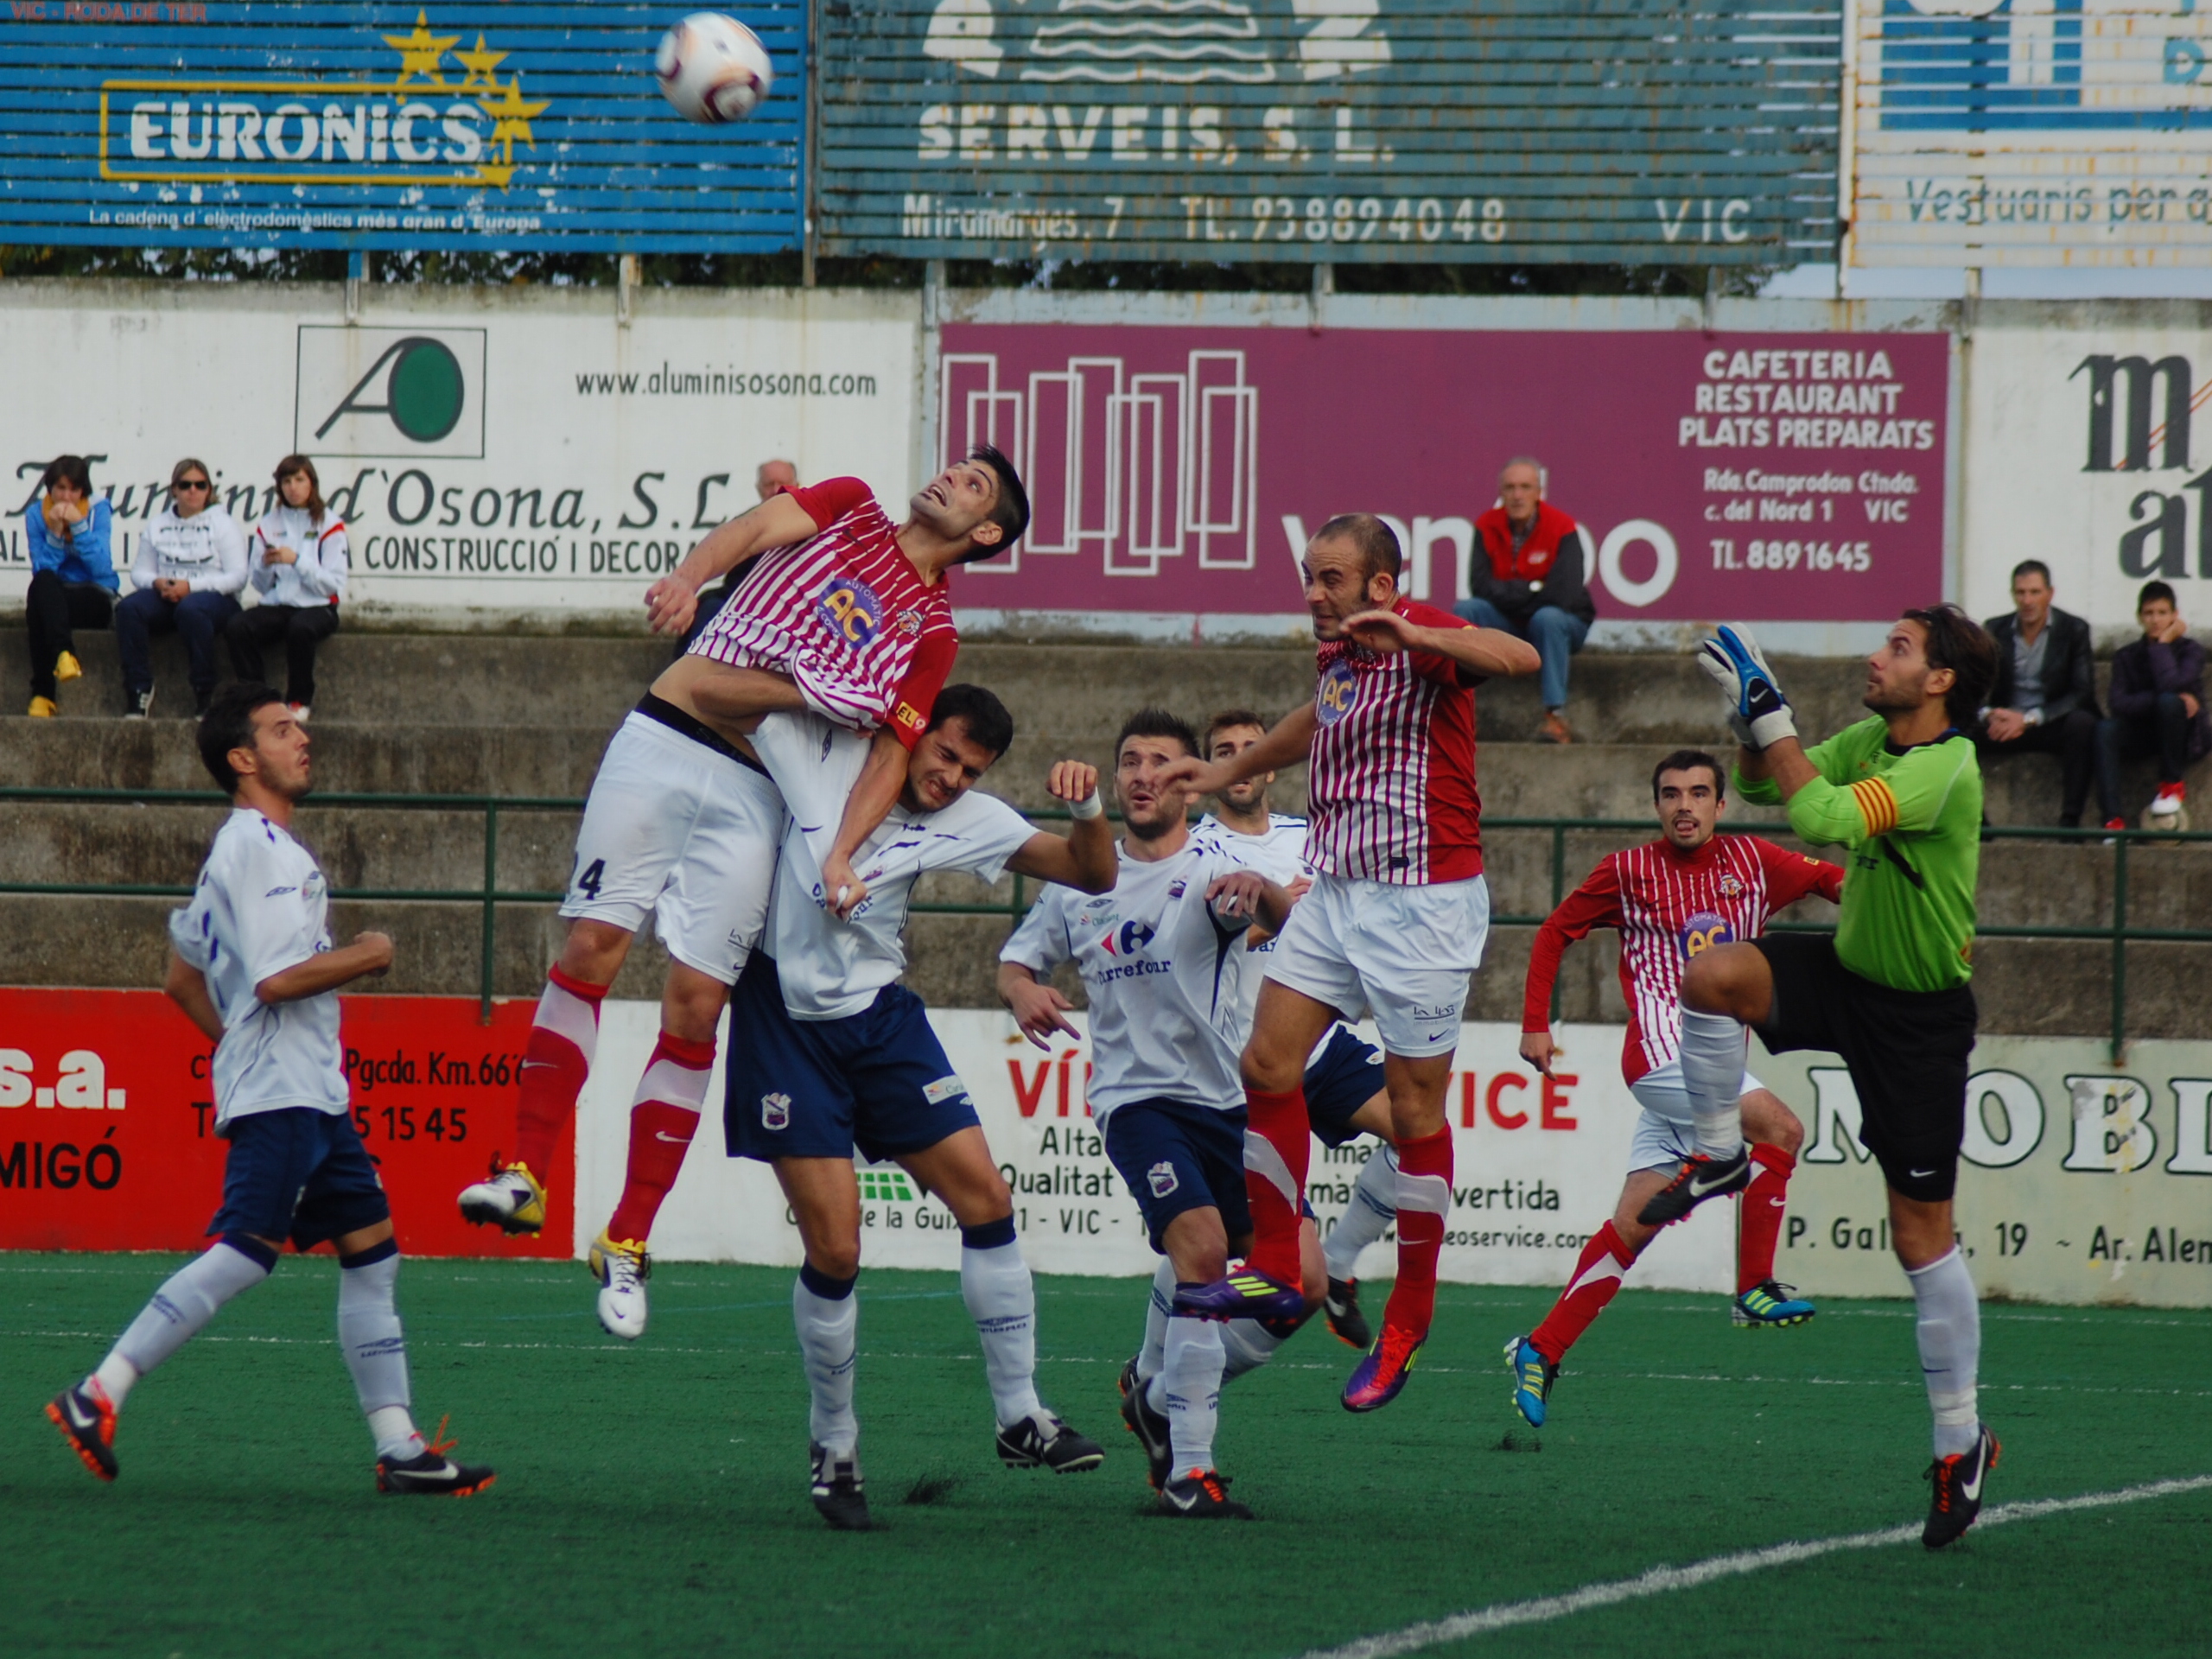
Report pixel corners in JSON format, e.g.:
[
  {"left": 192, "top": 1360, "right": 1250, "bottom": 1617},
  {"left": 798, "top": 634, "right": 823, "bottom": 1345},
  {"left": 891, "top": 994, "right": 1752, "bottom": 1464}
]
[{"left": 24, "top": 454, "right": 119, "bottom": 716}]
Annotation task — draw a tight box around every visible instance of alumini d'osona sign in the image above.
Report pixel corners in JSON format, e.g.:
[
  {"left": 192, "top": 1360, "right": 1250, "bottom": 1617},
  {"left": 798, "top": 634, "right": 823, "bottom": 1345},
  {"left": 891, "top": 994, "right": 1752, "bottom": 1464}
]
[{"left": 0, "top": 2, "right": 804, "bottom": 251}]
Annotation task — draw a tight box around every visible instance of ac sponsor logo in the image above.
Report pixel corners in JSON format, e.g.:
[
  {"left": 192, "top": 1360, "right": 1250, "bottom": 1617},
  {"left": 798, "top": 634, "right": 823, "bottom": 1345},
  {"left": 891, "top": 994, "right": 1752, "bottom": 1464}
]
[
  {"left": 815, "top": 575, "right": 882, "bottom": 647},
  {"left": 1316, "top": 657, "right": 1359, "bottom": 724},
  {"left": 1680, "top": 909, "right": 1735, "bottom": 959}
]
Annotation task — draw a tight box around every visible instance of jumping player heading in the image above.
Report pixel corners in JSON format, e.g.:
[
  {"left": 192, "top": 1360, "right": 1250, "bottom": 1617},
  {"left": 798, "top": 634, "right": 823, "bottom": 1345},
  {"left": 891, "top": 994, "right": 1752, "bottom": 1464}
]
[
  {"left": 1504, "top": 748, "right": 1842, "bottom": 1427},
  {"left": 1159, "top": 513, "right": 1539, "bottom": 1412},
  {"left": 460, "top": 452, "right": 1027, "bottom": 1342},
  {"left": 1662, "top": 611, "right": 1999, "bottom": 1549}
]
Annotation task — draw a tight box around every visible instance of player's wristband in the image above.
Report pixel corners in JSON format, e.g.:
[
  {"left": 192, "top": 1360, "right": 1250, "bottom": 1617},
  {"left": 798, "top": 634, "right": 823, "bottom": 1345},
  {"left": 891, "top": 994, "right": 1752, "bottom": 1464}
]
[{"left": 1070, "top": 791, "right": 1104, "bottom": 821}]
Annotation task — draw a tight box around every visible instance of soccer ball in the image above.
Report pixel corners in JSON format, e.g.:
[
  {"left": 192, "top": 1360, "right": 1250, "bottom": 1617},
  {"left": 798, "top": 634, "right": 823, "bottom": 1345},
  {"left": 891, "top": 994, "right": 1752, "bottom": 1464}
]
[{"left": 654, "top": 13, "right": 775, "bottom": 124}]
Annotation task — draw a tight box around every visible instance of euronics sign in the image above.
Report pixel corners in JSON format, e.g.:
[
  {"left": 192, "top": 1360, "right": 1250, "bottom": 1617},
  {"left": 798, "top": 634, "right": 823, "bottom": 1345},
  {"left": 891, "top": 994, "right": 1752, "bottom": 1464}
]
[
  {"left": 817, "top": 0, "right": 1842, "bottom": 264},
  {"left": 0, "top": 3, "right": 803, "bottom": 251},
  {"left": 1851, "top": 0, "right": 2212, "bottom": 265}
]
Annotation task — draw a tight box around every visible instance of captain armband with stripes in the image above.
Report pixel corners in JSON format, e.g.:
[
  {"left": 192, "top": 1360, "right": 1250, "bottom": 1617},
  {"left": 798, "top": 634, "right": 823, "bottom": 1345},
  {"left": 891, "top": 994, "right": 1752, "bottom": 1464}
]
[{"left": 1849, "top": 778, "right": 1900, "bottom": 838}]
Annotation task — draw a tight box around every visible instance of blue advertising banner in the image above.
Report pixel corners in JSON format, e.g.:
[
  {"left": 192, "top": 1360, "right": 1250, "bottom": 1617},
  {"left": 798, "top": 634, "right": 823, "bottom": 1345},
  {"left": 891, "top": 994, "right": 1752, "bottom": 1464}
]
[{"left": 0, "top": 3, "right": 804, "bottom": 251}]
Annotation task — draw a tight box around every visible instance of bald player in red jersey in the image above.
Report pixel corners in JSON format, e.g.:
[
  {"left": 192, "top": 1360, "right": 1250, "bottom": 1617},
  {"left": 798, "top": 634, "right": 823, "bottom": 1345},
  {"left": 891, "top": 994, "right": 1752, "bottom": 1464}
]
[
  {"left": 1503, "top": 748, "right": 1843, "bottom": 1427},
  {"left": 1160, "top": 512, "right": 1539, "bottom": 1411}
]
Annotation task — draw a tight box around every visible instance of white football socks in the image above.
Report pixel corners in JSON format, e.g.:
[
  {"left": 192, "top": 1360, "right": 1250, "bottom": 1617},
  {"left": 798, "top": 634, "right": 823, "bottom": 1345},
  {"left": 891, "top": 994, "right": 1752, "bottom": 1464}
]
[
  {"left": 100, "top": 1240, "right": 271, "bottom": 1404},
  {"left": 960, "top": 1237, "right": 1043, "bottom": 1427},
  {"left": 1137, "top": 1259, "right": 1176, "bottom": 1383},
  {"left": 1322, "top": 1145, "right": 1399, "bottom": 1281},
  {"left": 1679, "top": 1008, "right": 1750, "bottom": 1159},
  {"left": 1907, "top": 1247, "right": 1982, "bottom": 1459},
  {"left": 794, "top": 1268, "right": 860, "bottom": 1457},
  {"left": 1221, "top": 1319, "right": 1285, "bottom": 1382},
  {"left": 338, "top": 1249, "right": 423, "bottom": 1461},
  {"left": 1156, "top": 1316, "right": 1225, "bottom": 1475}
]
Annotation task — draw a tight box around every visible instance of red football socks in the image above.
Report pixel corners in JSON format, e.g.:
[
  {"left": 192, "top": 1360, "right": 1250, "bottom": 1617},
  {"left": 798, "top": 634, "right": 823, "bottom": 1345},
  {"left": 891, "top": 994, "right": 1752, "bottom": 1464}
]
[
  {"left": 1381, "top": 1127, "right": 1452, "bottom": 1338},
  {"left": 1738, "top": 1142, "right": 1796, "bottom": 1293},
  {"left": 1530, "top": 1221, "right": 1640, "bottom": 1362},
  {"left": 512, "top": 964, "right": 607, "bottom": 1179},
  {"left": 1240, "top": 1086, "right": 1310, "bottom": 1284},
  {"left": 606, "top": 1031, "right": 716, "bottom": 1242}
]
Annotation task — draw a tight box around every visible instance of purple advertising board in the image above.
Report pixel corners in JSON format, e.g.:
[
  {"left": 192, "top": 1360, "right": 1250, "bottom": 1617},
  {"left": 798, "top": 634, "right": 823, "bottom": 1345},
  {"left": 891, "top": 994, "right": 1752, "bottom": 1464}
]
[{"left": 938, "top": 325, "right": 1950, "bottom": 626}]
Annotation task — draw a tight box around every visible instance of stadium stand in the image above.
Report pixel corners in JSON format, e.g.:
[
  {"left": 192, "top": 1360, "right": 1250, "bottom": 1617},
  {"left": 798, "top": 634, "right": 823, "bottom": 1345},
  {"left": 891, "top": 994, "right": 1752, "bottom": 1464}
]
[{"left": 0, "top": 627, "right": 2203, "bottom": 1038}]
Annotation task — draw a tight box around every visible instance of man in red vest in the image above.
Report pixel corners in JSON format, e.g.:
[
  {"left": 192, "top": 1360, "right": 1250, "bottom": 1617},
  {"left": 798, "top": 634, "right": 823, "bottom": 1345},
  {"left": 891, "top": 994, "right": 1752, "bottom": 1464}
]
[{"left": 1459, "top": 456, "right": 1597, "bottom": 743}]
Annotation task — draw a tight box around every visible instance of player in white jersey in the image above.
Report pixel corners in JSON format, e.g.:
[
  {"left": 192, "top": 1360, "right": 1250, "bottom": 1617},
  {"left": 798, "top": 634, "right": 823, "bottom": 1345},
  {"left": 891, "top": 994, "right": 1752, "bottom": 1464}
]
[
  {"left": 459, "top": 451, "right": 1029, "bottom": 1342},
  {"left": 1000, "top": 710, "right": 1303, "bottom": 1521},
  {"left": 1195, "top": 709, "right": 1400, "bottom": 1351},
  {"left": 1503, "top": 750, "right": 1842, "bottom": 1427},
  {"left": 46, "top": 687, "right": 493, "bottom": 1497},
  {"left": 723, "top": 685, "right": 1116, "bottom": 1529}
]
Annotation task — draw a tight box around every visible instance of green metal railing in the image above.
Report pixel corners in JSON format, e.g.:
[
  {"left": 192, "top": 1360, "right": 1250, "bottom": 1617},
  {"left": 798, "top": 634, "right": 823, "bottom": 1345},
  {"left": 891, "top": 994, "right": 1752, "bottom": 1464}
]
[{"left": 2, "top": 790, "right": 2205, "bottom": 1058}]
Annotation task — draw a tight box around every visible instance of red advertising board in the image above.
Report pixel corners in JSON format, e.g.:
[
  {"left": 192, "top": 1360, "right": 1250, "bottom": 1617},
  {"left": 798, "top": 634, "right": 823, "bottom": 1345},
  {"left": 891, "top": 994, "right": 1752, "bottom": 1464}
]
[
  {"left": 0, "top": 990, "right": 571, "bottom": 1258},
  {"left": 939, "top": 326, "right": 1950, "bottom": 625}
]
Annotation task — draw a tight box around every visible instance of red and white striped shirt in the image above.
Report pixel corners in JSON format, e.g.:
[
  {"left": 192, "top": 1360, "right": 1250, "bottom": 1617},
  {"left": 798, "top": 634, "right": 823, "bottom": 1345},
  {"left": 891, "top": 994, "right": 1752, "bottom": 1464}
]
[
  {"left": 1305, "top": 598, "right": 1484, "bottom": 885},
  {"left": 686, "top": 477, "right": 957, "bottom": 749},
  {"left": 1522, "top": 835, "right": 1844, "bottom": 1083}
]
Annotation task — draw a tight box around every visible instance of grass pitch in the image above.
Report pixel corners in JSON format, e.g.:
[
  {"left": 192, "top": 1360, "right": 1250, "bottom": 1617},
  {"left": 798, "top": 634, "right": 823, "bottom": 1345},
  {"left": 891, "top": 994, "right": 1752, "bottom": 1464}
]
[{"left": 3, "top": 1255, "right": 2209, "bottom": 1659}]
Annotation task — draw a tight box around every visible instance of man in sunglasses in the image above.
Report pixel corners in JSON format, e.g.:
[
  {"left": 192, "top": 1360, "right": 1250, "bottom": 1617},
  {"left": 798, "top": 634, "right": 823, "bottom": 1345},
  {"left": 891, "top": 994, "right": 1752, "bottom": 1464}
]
[{"left": 116, "top": 458, "right": 248, "bottom": 718}]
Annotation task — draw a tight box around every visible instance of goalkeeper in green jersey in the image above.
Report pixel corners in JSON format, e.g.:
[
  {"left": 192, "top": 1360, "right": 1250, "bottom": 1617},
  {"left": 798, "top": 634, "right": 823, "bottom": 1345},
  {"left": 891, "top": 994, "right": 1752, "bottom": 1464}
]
[{"left": 1646, "top": 605, "right": 2002, "bottom": 1551}]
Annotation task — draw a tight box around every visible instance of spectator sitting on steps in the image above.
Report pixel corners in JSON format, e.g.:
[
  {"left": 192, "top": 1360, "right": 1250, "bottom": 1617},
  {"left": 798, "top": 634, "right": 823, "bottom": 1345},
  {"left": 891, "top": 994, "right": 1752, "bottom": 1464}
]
[
  {"left": 2097, "top": 580, "right": 2210, "bottom": 832},
  {"left": 226, "top": 454, "right": 348, "bottom": 723},
  {"left": 1458, "top": 456, "right": 1596, "bottom": 744},
  {"left": 23, "top": 454, "right": 118, "bottom": 718},
  {"left": 1976, "top": 559, "right": 2099, "bottom": 827},
  {"left": 115, "top": 458, "right": 247, "bottom": 719}
]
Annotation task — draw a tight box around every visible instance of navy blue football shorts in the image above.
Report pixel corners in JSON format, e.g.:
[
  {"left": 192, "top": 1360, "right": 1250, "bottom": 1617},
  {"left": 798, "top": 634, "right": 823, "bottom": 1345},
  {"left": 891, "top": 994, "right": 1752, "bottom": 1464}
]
[
  {"left": 208, "top": 1107, "right": 390, "bottom": 1251},
  {"left": 1305, "top": 1027, "right": 1387, "bottom": 1148},
  {"left": 724, "top": 953, "right": 981, "bottom": 1164},
  {"left": 1103, "top": 1096, "right": 1252, "bottom": 1254}
]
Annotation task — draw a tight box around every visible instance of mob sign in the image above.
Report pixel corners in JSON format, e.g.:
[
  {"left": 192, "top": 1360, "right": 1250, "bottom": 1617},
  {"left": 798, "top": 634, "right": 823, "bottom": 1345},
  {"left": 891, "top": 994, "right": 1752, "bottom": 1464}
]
[
  {"left": 938, "top": 323, "right": 1949, "bottom": 626},
  {"left": 1758, "top": 1037, "right": 2212, "bottom": 1310},
  {"left": 0, "top": 1, "right": 803, "bottom": 251}
]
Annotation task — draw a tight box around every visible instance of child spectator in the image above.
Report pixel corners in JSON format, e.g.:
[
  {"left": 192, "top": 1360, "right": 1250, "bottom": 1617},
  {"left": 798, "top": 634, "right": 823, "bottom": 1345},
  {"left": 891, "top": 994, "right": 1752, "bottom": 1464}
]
[
  {"left": 115, "top": 458, "right": 248, "bottom": 718},
  {"left": 2097, "top": 580, "right": 2210, "bottom": 829},
  {"left": 23, "top": 454, "right": 118, "bottom": 717},
  {"left": 226, "top": 454, "right": 347, "bottom": 721}
]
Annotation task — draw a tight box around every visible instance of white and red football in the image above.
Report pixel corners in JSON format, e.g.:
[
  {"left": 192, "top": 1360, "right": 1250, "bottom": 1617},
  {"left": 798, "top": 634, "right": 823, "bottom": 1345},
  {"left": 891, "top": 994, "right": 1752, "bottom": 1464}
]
[{"left": 654, "top": 13, "right": 776, "bottom": 124}]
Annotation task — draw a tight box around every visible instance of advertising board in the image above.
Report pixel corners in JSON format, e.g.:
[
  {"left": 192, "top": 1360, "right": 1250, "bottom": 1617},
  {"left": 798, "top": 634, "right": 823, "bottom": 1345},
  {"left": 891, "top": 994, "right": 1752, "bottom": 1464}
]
[
  {"left": 0, "top": 287, "right": 918, "bottom": 618},
  {"left": 938, "top": 322, "right": 1950, "bottom": 629},
  {"left": 0, "top": 2, "right": 803, "bottom": 252}
]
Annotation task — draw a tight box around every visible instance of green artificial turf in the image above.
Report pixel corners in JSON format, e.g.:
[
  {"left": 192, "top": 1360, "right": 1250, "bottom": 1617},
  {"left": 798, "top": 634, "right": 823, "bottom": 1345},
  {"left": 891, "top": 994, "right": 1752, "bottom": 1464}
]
[{"left": 3, "top": 1255, "right": 2208, "bottom": 1658}]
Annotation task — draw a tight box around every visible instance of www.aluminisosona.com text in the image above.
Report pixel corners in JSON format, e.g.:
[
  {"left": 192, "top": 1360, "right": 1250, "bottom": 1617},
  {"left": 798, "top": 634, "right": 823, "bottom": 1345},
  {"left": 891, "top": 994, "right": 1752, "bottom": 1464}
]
[{"left": 574, "top": 365, "right": 880, "bottom": 397}]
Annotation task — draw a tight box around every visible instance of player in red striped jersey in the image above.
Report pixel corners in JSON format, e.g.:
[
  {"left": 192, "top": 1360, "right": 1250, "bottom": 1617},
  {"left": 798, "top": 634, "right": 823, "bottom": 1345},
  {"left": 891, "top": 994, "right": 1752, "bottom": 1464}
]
[
  {"left": 460, "top": 453, "right": 1028, "bottom": 1340},
  {"left": 1160, "top": 513, "right": 1539, "bottom": 1411},
  {"left": 1503, "top": 749, "right": 1843, "bottom": 1425}
]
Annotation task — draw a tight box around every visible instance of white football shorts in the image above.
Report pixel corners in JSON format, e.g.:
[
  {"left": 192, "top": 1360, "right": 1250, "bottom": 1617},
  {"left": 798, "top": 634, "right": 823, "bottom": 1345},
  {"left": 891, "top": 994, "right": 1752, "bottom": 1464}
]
[
  {"left": 1264, "top": 872, "right": 1489, "bottom": 1058},
  {"left": 1626, "top": 1058, "right": 1765, "bottom": 1173},
  {"left": 562, "top": 712, "right": 785, "bottom": 984}
]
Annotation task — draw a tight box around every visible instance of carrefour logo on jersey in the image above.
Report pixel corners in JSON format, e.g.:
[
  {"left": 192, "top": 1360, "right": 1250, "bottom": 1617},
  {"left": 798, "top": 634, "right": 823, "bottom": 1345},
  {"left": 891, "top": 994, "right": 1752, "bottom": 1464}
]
[
  {"left": 1101, "top": 918, "right": 1156, "bottom": 956},
  {"left": 1681, "top": 910, "right": 1735, "bottom": 958},
  {"left": 1316, "top": 658, "right": 1360, "bottom": 725},
  {"left": 816, "top": 575, "right": 881, "bottom": 647}
]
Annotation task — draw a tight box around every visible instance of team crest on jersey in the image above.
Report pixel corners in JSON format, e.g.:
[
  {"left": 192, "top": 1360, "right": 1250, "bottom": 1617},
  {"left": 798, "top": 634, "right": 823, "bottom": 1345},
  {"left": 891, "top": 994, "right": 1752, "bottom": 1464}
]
[
  {"left": 761, "top": 1092, "right": 792, "bottom": 1130},
  {"left": 1717, "top": 872, "right": 1745, "bottom": 899},
  {"left": 1166, "top": 880, "right": 1187, "bottom": 899},
  {"left": 1680, "top": 910, "right": 1734, "bottom": 958},
  {"left": 1102, "top": 918, "right": 1156, "bottom": 956},
  {"left": 814, "top": 575, "right": 881, "bottom": 646},
  {"left": 1147, "top": 1161, "right": 1179, "bottom": 1198},
  {"left": 1316, "top": 658, "right": 1360, "bottom": 725},
  {"left": 894, "top": 608, "right": 924, "bottom": 637}
]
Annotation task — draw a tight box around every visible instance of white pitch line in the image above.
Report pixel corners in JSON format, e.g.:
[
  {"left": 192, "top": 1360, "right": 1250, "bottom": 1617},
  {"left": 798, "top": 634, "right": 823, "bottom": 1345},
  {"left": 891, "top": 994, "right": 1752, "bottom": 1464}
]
[{"left": 1297, "top": 1474, "right": 2212, "bottom": 1659}]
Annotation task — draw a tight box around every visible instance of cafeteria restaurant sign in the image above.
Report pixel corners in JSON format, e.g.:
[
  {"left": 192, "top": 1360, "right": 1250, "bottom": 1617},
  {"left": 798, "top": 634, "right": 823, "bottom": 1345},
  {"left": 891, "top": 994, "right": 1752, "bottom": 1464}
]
[{"left": 95, "top": 10, "right": 550, "bottom": 190}]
